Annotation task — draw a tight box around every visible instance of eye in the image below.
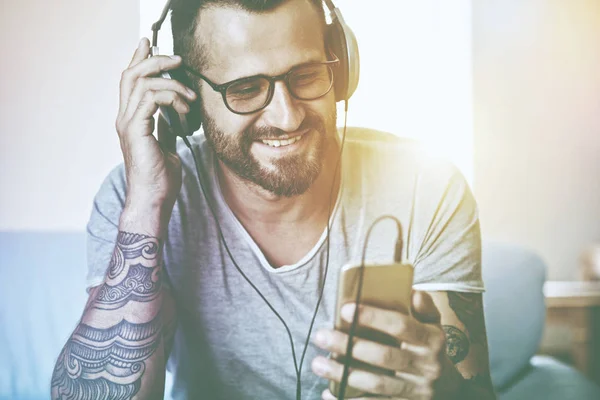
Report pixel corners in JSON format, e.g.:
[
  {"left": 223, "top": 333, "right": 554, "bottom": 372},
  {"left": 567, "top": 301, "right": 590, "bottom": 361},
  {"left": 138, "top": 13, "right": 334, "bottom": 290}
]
[
  {"left": 291, "top": 66, "right": 329, "bottom": 86},
  {"left": 227, "top": 79, "right": 267, "bottom": 100}
]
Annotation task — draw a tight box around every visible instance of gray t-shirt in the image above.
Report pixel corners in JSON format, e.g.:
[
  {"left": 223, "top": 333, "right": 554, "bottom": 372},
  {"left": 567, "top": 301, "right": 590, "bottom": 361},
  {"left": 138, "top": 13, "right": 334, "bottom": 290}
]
[{"left": 86, "top": 127, "right": 484, "bottom": 400}]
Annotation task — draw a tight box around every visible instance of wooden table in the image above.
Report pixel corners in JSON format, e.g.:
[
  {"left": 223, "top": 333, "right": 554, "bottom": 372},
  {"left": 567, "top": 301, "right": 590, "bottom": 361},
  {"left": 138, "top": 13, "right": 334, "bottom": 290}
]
[{"left": 543, "top": 281, "right": 600, "bottom": 384}]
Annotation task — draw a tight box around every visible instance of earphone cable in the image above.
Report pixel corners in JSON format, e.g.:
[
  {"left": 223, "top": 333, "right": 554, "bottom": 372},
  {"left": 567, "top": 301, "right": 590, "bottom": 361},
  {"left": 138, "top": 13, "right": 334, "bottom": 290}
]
[
  {"left": 338, "top": 215, "right": 403, "bottom": 399},
  {"left": 296, "top": 100, "right": 349, "bottom": 387},
  {"left": 181, "top": 103, "right": 348, "bottom": 399},
  {"left": 182, "top": 135, "right": 302, "bottom": 376}
]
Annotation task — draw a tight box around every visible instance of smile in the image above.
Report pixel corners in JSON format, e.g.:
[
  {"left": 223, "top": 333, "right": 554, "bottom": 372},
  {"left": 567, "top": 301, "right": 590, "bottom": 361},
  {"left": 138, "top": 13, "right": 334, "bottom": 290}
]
[
  {"left": 260, "top": 135, "right": 304, "bottom": 147},
  {"left": 261, "top": 134, "right": 304, "bottom": 147}
]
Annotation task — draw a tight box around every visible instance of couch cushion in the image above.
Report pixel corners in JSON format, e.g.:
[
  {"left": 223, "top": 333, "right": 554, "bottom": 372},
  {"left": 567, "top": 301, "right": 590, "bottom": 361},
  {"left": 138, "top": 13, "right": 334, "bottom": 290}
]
[
  {"left": 482, "top": 241, "right": 547, "bottom": 389},
  {"left": 0, "top": 231, "right": 88, "bottom": 400},
  {"left": 498, "top": 355, "right": 600, "bottom": 400}
]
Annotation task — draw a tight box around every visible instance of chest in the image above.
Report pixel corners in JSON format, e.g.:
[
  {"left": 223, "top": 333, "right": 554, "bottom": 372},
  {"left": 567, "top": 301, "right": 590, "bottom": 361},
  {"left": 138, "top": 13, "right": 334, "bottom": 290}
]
[{"left": 242, "top": 221, "right": 327, "bottom": 268}]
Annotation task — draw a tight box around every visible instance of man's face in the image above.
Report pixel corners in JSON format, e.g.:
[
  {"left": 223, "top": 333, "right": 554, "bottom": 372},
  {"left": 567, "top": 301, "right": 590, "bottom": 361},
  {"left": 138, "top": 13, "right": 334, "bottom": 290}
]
[{"left": 193, "top": 0, "right": 337, "bottom": 197}]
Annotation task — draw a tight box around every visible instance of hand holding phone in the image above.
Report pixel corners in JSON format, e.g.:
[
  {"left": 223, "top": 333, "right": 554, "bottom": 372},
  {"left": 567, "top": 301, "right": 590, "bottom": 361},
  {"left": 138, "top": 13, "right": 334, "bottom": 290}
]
[
  {"left": 312, "top": 264, "right": 451, "bottom": 400},
  {"left": 310, "top": 261, "right": 452, "bottom": 399},
  {"left": 329, "top": 262, "right": 414, "bottom": 398}
]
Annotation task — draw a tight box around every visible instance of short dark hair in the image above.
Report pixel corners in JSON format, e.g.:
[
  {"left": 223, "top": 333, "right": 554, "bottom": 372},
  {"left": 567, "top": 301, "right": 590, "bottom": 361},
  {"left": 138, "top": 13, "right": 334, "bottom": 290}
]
[{"left": 170, "top": 0, "right": 327, "bottom": 71}]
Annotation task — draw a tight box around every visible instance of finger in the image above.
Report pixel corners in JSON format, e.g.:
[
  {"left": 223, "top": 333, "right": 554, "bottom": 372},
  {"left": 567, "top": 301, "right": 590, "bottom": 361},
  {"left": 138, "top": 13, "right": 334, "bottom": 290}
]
[
  {"left": 321, "top": 388, "right": 379, "bottom": 400},
  {"left": 129, "top": 37, "right": 150, "bottom": 68},
  {"left": 118, "top": 54, "right": 183, "bottom": 119},
  {"left": 311, "top": 356, "right": 414, "bottom": 397},
  {"left": 118, "top": 38, "right": 150, "bottom": 117},
  {"left": 124, "top": 77, "right": 196, "bottom": 122},
  {"left": 157, "top": 114, "right": 176, "bottom": 153},
  {"left": 313, "top": 329, "right": 422, "bottom": 374},
  {"left": 411, "top": 291, "right": 441, "bottom": 324},
  {"left": 126, "top": 90, "right": 190, "bottom": 139},
  {"left": 341, "top": 303, "right": 440, "bottom": 348}
]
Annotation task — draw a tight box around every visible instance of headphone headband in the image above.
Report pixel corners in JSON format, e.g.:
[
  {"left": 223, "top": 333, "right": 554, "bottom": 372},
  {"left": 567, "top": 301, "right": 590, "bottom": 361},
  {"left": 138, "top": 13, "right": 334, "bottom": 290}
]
[{"left": 153, "top": 0, "right": 359, "bottom": 135}]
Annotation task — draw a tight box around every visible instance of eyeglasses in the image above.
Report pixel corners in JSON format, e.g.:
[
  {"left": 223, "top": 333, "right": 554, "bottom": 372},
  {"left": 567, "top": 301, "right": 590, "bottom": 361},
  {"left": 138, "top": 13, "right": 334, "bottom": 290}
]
[{"left": 183, "top": 57, "right": 339, "bottom": 115}]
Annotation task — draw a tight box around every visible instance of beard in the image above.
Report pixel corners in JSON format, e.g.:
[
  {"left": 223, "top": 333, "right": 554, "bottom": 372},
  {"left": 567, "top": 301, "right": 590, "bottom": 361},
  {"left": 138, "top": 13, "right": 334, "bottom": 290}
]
[{"left": 201, "top": 108, "right": 337, "bottom": 197}]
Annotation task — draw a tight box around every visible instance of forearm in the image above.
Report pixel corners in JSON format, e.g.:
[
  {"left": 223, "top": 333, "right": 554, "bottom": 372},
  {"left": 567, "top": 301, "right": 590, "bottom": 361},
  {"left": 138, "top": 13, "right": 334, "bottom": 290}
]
[
  {"left": 51, "top": 206, "right": 175, "bottom": 400},
  {"left": 435, "top": 357, "right": 496, "bottom": 400}
]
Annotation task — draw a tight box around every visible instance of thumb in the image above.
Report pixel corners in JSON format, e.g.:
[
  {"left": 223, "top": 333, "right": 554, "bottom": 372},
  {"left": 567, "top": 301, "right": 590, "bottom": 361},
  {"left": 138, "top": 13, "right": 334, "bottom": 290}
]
[{"left": 411, "top": 290, "right": 441, "bottom": 324}]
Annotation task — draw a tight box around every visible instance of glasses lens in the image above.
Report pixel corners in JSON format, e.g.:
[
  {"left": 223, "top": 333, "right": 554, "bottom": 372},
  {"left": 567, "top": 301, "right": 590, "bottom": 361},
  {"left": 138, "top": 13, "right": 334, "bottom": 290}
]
[
  {"left": 225, "top": 77, "right": 270, "bottom": 113},
  {"left": 289, "top": 64, "right": 334, "bottom": 100}
]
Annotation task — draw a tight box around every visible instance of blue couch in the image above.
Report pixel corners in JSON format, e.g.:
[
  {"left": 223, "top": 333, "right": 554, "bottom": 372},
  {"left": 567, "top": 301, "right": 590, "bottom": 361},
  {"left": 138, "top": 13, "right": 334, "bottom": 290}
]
[{"left": 1, "top": 231, "right": 599, "bottom": 399}]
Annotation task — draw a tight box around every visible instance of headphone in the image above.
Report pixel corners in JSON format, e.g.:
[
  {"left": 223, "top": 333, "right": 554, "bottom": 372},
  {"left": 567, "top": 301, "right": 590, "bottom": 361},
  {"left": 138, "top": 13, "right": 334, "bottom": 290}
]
[{"left": 151, "top": 0, "right": 360, "bottom": 136}]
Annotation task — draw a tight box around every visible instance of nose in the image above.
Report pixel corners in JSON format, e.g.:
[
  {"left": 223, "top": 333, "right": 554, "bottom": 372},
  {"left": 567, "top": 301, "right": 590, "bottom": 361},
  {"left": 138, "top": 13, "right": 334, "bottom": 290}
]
[{"left": 262, "top": 81, "right": 305, "bottom": 132}]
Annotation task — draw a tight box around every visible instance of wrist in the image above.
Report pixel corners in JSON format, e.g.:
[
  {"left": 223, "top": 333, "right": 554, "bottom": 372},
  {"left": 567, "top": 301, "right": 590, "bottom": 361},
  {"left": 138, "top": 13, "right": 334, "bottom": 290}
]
[
  {"left": 434, "top": 356, "right": 463, "bottom": 400},
  {"left": 120, "top": 199, "right": 174, "bottom": 237}
]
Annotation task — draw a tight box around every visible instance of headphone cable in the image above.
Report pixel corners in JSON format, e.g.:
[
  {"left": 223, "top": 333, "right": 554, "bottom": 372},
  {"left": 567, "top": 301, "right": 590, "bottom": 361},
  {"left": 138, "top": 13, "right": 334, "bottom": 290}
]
[
  {"left": 181, "top": 100, "right": 348, "bottom": 400},
  {"left": 337, "top": 215, "right": 403, "bottom": 399}
]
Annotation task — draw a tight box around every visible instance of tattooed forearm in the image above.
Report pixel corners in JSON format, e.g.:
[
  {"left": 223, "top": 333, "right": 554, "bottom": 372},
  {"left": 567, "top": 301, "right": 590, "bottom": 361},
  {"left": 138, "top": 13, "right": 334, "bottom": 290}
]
[
  {"left": 446, "top": 292, "right": 496, "bottom": 399},
  {"left": 51, "top": 231, "right": 172, "bottom": 400},
  {"left": 447, "top": 292, "right": 487, "bottom": 347},
  {"left": 51, "top": 314, "right": 162, "bottom": 399},
  {"left": 95, "top": 264, "right": 161, "bottom": 309},
  {"left": 94, "top": 232, "right": 162, "bottom": 310},
  {"left": 443, "top": 325, "right": 469, "bottom": 364}
]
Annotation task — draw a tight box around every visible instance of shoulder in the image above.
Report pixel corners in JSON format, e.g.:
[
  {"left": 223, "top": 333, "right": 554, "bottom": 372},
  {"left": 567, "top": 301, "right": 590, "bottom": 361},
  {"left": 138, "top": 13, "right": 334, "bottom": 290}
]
[{"left": 341, "top": 126, "right": 466, "bottom": 196}]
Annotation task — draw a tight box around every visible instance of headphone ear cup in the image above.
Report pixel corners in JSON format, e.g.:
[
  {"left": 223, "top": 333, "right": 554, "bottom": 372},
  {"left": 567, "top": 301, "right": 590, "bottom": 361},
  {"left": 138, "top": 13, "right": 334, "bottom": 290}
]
[
  {"left": 326, "top": 23, "right": 348, "bottom": 102},
  {"left": 169, "top": 67, "right": 203, "bottom": 134},
  {"left": 325, "top": 13, "right": 360, "bottom": 102}
]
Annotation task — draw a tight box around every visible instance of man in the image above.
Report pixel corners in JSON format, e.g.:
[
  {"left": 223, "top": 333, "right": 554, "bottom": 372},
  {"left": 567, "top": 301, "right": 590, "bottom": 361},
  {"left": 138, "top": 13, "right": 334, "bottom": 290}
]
[{"left": 51, "top": 0, "right": 496, "bottom": 399}]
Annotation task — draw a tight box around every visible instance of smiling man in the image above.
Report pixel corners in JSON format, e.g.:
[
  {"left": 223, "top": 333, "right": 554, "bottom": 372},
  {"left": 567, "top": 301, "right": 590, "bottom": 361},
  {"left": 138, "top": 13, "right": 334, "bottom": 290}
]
[{"left": 50, "top": 0, "right": 496, "bottom": 399}]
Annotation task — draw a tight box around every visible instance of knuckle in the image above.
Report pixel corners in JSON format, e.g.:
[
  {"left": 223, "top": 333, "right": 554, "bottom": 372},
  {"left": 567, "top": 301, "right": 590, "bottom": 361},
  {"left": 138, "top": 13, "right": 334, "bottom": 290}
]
[
  {"left": 359, "top": 307, "right": 373, "bottom": 324},
  {"left": 162, "top": 55, "right": 178, "bottom": 66},
  {"left": 143, "top": 89, "right": 156, "bottom": 102},
  {"left": 121, "top": 68, "right": 132, "bottom": 82},
  {"left": 133, "top": 77, "right": 148, "bottom": 92},
  {"left": 423, "top": 360, "right": 442, "bottom": 381},
  {"left": 393, "top": 317, "right": 408, "bottom": 337},
  {"left": 379, "top": 346, "right": 395, "bottom": 366},
  {"left": 432, "top": 331, "right": 445, "bottom": 353},
  {"left": 115, "top": 119, "right": 123, "bottom": 134},
  {"left": 368, "top": 376, "right": 387, "bottom": 394}
]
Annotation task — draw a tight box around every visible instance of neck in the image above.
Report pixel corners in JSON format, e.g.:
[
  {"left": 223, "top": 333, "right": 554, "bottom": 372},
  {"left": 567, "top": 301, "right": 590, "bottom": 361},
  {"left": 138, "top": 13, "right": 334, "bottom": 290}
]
[{"left": 217, "top": 143, "right": 342, "bottom": 227}]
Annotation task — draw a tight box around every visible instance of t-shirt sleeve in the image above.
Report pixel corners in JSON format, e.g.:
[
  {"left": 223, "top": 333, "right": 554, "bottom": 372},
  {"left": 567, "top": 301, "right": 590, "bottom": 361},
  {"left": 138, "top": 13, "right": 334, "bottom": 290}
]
[
  {"left": 407, "top": 159, "right": 484, "bottom": 293},
  {"left": 85, "top": 164, "right": 128, "bottom": 290}
]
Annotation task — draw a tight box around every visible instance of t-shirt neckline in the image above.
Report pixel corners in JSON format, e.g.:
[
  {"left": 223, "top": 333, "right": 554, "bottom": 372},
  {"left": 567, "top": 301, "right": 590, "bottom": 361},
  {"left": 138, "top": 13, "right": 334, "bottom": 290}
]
[{"left": 210, "top": 154, "right": 344, "bottom": 274}]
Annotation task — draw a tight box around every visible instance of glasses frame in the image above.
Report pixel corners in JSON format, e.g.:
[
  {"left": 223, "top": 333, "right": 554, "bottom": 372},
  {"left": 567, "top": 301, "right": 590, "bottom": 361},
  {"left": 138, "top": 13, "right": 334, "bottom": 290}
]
[{"left": 182, "top": 56, "right": 340, "bottom": 115}]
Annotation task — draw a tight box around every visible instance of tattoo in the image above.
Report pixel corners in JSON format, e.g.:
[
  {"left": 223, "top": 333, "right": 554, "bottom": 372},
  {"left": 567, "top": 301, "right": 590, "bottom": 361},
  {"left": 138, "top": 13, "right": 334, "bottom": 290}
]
[
  {"left": 447, "top": 292, "right": 487, "bottom": 347},
  {"left": 443, "top": 325, "right": 470, "bottom": 364},
  {"left": 51, "top": 315, "right": 162, "bottom": 400},
  {"left": 51, "top": 231, "right": 165, "bottom": 399},
  {"left": 96, "top": 264, "right": 161, "bottom": 309},
  {"left": 94, "top": 232, "right": 161, "bottom": 310}
]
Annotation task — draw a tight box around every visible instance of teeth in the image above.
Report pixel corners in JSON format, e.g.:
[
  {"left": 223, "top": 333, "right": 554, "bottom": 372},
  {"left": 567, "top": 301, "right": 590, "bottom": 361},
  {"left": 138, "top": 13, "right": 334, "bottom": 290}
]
[{"left": 261, "top": 135, "right": 302, "bottom": 147}]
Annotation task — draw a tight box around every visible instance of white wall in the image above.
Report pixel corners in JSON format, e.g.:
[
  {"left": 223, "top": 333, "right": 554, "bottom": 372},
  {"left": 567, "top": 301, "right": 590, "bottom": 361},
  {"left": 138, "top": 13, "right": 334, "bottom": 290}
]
[
  {"left": 473, "top": 0, "right": 600, "bottom": 280},
  {"left": 0, "top": 0, "right": 139, "bottom": 231}
]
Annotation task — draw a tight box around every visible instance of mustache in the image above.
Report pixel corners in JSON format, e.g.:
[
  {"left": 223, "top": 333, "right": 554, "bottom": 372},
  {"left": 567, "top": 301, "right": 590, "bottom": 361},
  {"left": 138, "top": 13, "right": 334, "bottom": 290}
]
[{"left": 244, "top": 113, "right": 325, "bottom": 141}]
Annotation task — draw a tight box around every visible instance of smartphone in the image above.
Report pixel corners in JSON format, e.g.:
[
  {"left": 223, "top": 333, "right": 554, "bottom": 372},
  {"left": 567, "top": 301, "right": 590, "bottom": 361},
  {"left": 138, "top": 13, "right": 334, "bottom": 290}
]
[{"left": 329, "top": 262, "right": 414, "bottom": 399}]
